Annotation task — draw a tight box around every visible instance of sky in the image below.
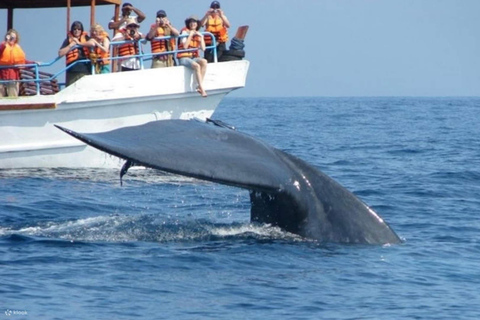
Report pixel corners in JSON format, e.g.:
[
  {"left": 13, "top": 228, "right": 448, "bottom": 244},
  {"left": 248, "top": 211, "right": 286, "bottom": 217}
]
[{"left": 1, "top": 0, "right": 479, "bottom": 97}]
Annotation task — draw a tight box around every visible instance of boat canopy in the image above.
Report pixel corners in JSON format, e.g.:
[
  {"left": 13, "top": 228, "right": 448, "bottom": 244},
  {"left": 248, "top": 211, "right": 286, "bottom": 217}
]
[
  {"left": 1, "top": 0, "right": 122, "bottom": 31},
  {"left": 0, "top": 0, "right": 121, "bottom": 9}
]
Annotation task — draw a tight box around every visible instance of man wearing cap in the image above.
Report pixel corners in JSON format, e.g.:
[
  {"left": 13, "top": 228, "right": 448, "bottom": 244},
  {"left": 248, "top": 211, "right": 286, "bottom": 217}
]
[
  {"left": 146, "top": 10, "right": 179, "bottom": 68},
  {"left": 200, "top": 1, "right": 230, "bottom": 63},
  {"left": 108, "top": 2, "right": 146, "bottom": 31},
  {"left": 112, "top": 18, "right": 144, "bottom": 71}
]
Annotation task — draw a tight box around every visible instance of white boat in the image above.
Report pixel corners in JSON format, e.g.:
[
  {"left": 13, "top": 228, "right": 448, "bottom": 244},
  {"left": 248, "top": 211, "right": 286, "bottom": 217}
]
[{"left": 0, "top": 0, "right": 249, "bottom": 168}]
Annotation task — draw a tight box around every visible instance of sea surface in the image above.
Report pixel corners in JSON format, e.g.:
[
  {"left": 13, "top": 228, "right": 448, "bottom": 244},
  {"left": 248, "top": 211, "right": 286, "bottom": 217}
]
[{"left": 1, "top": 97, "right": 479, "bottom": 319}]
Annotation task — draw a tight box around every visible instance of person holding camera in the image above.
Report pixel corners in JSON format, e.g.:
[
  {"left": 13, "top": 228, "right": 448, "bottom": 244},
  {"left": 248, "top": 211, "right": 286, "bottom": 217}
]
[
  {"left": 112, "top": 18, "right": 144, "bottom": 71},
  {"left": 58, "top": 21, "right": 91, "bottom": 86},
  {"left": 108, "top": 2, "right": 146, "bottom": 32},
  {"left": 200, "top": 1, "right": 230, "bottom": 63},
  {"left": 146, "top": 10, "right": 179, "bottom": 68},
  {"left": 177, "top": 15, "right": 208, "bottom": 97},
  {"left": 0, "top": 29, "right": 34, "bottom": 97}
]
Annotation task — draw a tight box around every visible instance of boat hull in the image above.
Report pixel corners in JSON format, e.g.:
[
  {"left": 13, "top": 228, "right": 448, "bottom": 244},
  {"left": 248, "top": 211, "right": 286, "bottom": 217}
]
[{"left": 0, "top": 60, "right": 249, "bottom": 168}]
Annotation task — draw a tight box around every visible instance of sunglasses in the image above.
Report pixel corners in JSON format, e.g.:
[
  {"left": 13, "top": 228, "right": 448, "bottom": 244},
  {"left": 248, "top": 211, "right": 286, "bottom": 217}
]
[{"left": 72, "top": 28, "right": 82, "bottom": 31}]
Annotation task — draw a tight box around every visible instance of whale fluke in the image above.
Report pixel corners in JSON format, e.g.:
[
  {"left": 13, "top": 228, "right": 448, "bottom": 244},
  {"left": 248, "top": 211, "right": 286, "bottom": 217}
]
[{"left": 55, "top": 120, "right": 401, "bottom": 244}]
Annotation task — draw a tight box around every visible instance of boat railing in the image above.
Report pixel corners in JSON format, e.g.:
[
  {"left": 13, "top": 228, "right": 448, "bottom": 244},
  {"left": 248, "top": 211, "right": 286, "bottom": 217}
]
[{"left": 0, "top": 32, "right": 217, "bottom": 96}]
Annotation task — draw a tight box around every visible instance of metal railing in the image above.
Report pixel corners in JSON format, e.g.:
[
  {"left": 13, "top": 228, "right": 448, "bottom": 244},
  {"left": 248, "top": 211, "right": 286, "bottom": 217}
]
[{"left": 0, "top": 32, "right": 217, "bottom": 96}]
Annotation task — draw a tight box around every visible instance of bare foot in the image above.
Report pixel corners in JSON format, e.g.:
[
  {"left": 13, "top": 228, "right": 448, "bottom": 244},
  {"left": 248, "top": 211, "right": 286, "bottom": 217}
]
[{"left": 197, "top": 87, "right": 207, "bottom": 97}]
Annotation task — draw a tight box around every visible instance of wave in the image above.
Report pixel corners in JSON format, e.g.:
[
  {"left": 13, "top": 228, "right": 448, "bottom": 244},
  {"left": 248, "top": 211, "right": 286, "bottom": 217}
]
[{"left": 0, "top": 213, "right": 302, "bottom": 244}]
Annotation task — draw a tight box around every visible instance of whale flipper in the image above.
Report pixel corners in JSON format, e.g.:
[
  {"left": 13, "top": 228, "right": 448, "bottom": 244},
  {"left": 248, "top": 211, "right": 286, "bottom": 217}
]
[{"left": 55, "top": 120, "right": 401, "bottom": 245}]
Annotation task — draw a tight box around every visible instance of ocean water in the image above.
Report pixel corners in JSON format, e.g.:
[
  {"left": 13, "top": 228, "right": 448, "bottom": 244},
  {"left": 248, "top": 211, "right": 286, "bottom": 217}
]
[{"left": 1, "top": 97, "right": 479, "bottom": 319}]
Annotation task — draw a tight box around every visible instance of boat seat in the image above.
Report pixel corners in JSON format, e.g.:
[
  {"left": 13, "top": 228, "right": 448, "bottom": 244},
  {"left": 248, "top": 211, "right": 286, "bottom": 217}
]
[{"left": 19, "top": 68, "right": 60, "bottom": 96}]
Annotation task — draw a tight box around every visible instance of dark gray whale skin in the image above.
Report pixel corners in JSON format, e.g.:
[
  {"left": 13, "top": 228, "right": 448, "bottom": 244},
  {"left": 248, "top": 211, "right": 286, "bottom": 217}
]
[{"left": 56, "top": 120, "right": 401, "bottom": 245}]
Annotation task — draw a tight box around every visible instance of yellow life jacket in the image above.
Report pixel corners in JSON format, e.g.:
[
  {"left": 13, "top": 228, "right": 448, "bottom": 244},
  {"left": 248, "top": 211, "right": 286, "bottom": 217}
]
[{"left": 204, "top": 15, "right": 228, "bottom": 45}]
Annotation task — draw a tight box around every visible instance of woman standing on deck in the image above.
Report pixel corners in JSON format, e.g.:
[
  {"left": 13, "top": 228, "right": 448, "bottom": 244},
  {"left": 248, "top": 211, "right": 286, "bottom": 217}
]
[
  {"left": 86, "top": 23, "right": 111, "bottom": 74},
  {"left": 0, "top": 29, "right": 31, "bottom": 97},
  {"left": 177, "top": 15, "right": 208, "bottom": 97}
]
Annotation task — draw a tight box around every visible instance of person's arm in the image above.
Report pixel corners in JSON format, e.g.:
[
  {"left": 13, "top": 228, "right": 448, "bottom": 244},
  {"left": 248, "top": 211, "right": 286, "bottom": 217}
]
[
  {"left": 200, "top": 10, "right": 213, "bottom": 27},
  {"left": 131, "top": 6, "right": 146, "bottom": 23},
  {"left": 218, "top": 10, "right": 230, "bottom": 28},
  {"left": 165, "top": 19, "right": 180, "bottom": 37},
  {"left": 146, "top": 23, "right": 158, "bottom": 41},
  {"left": 183, "top": 31, "right": 194, "bottom": 49},
  {"left": 0, "top": 41, "right": 6, "bottom": 56},
  {"left": 58, "top": 38, "right": 76, "bottom": 57},
  {"left": 108, "top": 16, "right": 127, "bottom": 30}
]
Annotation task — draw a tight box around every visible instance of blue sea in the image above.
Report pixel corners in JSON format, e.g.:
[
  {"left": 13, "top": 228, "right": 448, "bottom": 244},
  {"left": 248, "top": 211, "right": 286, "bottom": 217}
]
[{"left": 1, "top": 97, "right": 479, "bottom": 319}]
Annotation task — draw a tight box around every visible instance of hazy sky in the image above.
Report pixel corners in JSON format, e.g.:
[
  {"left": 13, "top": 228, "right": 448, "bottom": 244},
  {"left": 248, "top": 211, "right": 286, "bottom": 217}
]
[{"left": 1, "top": 0, "right": 479, "bottom": 97}]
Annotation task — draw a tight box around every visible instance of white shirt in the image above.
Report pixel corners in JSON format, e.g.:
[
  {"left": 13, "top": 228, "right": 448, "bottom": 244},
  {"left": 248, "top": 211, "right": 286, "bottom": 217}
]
[{"left": 112, "top": 31, "right": 143, "bottom": 70}]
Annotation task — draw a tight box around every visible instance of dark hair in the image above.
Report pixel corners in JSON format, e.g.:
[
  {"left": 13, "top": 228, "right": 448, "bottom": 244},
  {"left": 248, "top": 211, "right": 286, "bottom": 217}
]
[
  {"left": 70, "top": 21, "right": 84, "bottom": 33},
  {"left": 184, "top": 17, "right": 200, "bottom": 30},
  {"left": 122, "top": 2, "right": 133, "bottom": 8}
]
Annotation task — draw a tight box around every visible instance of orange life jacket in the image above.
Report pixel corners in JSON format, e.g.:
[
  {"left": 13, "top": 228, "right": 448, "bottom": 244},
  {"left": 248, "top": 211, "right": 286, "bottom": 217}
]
[
  {"left": 0, "top": 43, "right": 26, "bottom": 66},
  {"left": 65, "top": 32, "right": 90, "bottom": 65},
  {"left": 177, "top": 28, "right": 200, "bottom": 59},
  {"left": 204, "top": 16, "right": 228, "bottom": 45},
  {"left": 118, "top": 31, "right": 139, "bottom": 57},
  {"left": 91, "top": 31, "right": 110, "bottom": 65},
  {"left": 150, "top": 24, "right": 176, "bottom": 54}
]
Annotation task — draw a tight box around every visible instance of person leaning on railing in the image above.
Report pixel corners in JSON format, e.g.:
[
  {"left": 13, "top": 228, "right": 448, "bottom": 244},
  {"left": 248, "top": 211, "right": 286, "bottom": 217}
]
[
  {"left": 85, "top": 23, "right": 111, "bottom": 74},
  {"left": 177, "top": 15, "right": 208, "bottom": 97},
  {"left": 58, "top": 21, "right": 92, "bottom": 87},
  {"left": 0, "top": 29, "right": 36, "bottom": 97},
  {"left": 145, "top": 9, "right": 179, "bottom": 68}
]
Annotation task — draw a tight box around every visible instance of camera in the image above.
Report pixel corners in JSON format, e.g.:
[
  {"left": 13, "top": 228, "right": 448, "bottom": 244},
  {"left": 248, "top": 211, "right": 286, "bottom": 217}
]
[{"left": 129, "top": 29, "right": 136, "bottom": 37}]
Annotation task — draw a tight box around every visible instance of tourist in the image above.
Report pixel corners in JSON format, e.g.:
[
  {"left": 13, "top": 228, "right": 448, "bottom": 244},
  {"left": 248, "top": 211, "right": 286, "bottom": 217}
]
[
  {"left": 146, "top": 9, "right": 179, "bottom": 68},
  {"left": 86, "top": 24, "right": 111, "bottom": 74},
  {"left": 177, "top": 16, "right": 208, "bottom": 97},
  {"left": 0, "top": 29, "right": 35, "bottom": 97},
  {"left": 200, "top": 1, "right": 230, "bottom": 63},
  {"left": 108, "top": 2, "right": 146, "bottom": 31},
  {"left": 58, "top": 21, "right": 91, "bottom": 86},
  {"left": 112, "top": 18, "right": 144, "bottom": 71}
]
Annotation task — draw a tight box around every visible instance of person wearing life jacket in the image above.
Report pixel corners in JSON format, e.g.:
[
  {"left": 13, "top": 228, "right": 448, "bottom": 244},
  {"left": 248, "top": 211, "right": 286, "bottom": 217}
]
[
  {"left": 146, "top": 9, "right": 179, "bottom": 68},
  {"left": 112, "top": 18, "right": 144, "bottom": 71},
  {"left": 200, "top": 1, "right": 230, "bottom": 63},
  {"left": 58, "top": 21, "right": 92, "bottom": 87},
  {"left": 0, "top": 29, "right": 36, "bottom": 97},
  {"left": 108, "top": 2, "right": 146, "bottom": 32},
  {"left": 86, "top": 23, "right": 111, "bottom": 74},
  {"left": 177, "top": 15, "right": 208, "bottom": 97}
]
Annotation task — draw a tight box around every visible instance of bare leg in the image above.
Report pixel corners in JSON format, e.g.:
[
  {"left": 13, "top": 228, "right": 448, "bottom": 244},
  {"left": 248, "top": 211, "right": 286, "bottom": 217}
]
[
  {"left": 191, "top": 61, "right": 207, "bottom": 97},
  {"left": 198, "top": 58, "right": 208, "bottom": 81}
]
